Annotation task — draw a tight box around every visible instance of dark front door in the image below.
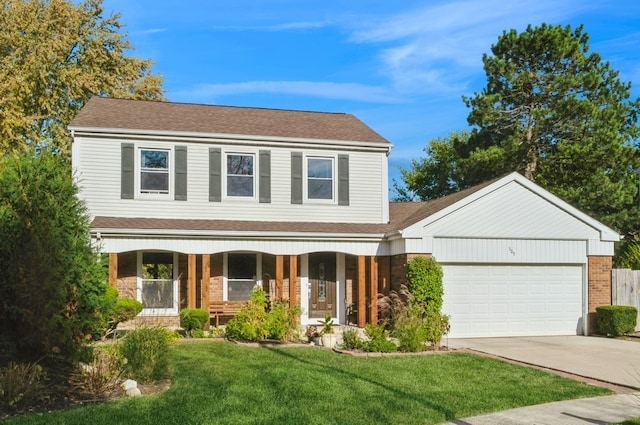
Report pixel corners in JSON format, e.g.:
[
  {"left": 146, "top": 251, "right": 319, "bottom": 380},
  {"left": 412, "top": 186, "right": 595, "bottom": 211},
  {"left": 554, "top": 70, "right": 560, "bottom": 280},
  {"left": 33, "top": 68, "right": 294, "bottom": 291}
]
[{"left": 309, "top": 252, "right": 336, "bottom": 318}]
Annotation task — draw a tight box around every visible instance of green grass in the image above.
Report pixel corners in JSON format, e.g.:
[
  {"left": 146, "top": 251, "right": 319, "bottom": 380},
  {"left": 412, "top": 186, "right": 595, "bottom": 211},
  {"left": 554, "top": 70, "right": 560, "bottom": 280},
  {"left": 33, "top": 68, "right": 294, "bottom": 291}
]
[{"left": 6, "top": 341, "right": 610, "bottom": 425}]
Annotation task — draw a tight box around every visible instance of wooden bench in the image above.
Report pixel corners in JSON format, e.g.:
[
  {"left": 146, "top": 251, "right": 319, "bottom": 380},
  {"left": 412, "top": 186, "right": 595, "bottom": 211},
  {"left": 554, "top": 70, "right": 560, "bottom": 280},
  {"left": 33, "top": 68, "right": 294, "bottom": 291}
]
[{"left": 209, "top": 300, "right": 247, "bottom": 327}]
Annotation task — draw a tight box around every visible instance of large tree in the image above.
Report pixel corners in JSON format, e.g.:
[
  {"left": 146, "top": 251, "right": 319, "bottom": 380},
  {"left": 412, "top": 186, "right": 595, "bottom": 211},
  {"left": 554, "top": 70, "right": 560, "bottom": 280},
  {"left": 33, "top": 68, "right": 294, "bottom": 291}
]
[
  {"left": 0, "top": 0, "right": 163, "bottom": 156},
  {"left": 398, "top": 24, "right": 640, "bottom": 237}
]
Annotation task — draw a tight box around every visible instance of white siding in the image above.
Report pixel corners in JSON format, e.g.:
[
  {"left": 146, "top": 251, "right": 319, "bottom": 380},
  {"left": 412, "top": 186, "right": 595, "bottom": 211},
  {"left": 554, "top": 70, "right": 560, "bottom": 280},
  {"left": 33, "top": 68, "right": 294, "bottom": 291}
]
[
  {"left": 433, "top": 238, "right": 587, "bottom": 264},
  {"left": 419, "top": 181, "right": 601, "bottom": 240},
  {"left": 75, "top": 137, "right": 388, "bottom": 224}
]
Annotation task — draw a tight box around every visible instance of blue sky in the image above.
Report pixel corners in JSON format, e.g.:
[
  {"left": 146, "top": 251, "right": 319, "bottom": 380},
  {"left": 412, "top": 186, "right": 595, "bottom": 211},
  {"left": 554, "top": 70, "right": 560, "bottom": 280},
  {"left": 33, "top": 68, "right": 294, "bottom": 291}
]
[{"left": 102, "top": 0, "right": 640, "bottom": 188}]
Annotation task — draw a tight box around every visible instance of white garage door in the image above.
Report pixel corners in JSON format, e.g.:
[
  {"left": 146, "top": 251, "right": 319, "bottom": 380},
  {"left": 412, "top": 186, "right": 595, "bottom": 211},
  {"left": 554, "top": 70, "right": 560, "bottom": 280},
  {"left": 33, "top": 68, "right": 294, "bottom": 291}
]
[{"left": 442, "top": 265, "right": 583, "bottom": 338}]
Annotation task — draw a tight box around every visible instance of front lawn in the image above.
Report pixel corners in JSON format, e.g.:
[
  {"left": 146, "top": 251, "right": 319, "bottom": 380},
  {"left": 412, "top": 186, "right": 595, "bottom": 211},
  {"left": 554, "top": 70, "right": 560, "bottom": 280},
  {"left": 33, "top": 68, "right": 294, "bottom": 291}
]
[{"left": 6, "top": 341, "right": 610, "bottom": 424}]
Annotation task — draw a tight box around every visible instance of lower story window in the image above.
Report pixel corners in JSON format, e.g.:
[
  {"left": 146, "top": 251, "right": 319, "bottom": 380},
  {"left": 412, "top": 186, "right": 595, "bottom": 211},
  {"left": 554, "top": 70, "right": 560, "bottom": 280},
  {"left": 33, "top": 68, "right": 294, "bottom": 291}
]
[
  {"left": 227, "top": 253, "right": 259, "bottom": 301},
  {"left": 139, "top": 252, "right": 177, "bottom": 314}
]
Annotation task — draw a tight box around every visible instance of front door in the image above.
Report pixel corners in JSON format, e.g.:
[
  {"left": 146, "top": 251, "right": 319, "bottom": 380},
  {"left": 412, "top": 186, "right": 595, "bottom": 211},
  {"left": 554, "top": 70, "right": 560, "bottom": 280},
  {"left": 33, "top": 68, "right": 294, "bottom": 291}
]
[{"left": 309, "top": 252, "right": 336, "bottom": 318}]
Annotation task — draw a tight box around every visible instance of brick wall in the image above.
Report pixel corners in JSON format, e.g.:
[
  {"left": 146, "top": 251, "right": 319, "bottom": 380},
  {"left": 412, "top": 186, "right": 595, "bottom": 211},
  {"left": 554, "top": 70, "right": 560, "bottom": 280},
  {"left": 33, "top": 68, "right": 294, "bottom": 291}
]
[
  {"left": 587, "top": 255, "right": 613, "bottom": 335},
  {"left": 390, "top": 253, "right": 431, "bottom": 291}
]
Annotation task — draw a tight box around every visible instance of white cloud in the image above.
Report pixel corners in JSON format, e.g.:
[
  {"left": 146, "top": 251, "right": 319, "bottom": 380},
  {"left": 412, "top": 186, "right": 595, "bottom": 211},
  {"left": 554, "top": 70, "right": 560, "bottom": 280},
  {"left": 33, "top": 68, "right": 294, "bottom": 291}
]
[
  {"left": 346, "top": 0, "right": 594, "bottom": 95},
  {"left": 172, "top": 81, "right": 407, "bottom": 104}
]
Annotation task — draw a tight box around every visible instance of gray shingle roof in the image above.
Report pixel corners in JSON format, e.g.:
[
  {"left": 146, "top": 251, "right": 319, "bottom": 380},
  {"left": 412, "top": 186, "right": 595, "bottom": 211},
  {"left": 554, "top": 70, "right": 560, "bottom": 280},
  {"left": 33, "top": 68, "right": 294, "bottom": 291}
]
[{"left": 70, "top": 96, "right": 391, "bottom": 145}]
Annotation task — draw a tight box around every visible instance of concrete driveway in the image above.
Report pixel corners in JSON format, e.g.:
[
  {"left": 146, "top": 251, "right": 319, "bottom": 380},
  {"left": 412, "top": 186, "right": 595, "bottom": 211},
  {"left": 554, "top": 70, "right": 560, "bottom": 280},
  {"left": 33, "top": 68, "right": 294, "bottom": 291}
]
[{"left": 448, "top": 335, "right": 640, "bottom": 389}]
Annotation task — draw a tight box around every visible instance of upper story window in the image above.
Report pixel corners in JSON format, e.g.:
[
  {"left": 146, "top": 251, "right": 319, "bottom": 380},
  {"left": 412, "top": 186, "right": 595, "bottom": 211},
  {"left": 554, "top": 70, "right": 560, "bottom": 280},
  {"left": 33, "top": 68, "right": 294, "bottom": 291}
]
[
  {"left": 139, "top": 148, "right": 170, "bottom": 195},
  {"left": 307, "top": 157, "right": 334, "bottom": 201},
  {"left": 226, "top": 153, "right": 255, "bottom": 198}
]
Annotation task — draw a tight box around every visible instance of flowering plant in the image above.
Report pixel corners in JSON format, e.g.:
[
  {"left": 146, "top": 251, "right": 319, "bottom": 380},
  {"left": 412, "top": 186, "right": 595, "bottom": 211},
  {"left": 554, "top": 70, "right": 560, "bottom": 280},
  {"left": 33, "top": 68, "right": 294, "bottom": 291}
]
[{"left": 305, "top": 325, "right": 320, "bottom": 341}]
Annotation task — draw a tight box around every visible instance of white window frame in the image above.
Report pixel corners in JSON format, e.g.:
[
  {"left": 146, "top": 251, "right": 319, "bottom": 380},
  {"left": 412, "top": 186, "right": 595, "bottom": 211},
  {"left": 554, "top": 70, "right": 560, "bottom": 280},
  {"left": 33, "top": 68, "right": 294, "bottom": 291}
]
[
  {"left": 224, "top": 151, "right": 257, "bottom": 200},
  {"left": 136, "top": 251, "right": 179, "bottom": 316},
  {"left": 304, "top": 155, "right": 336, "bottom": 203},
  {"left": 223, "top": 252, "right": 262, "bottom": 301},
  {"left": 136, "top": 145, "right": 173, "bottom": 199}
]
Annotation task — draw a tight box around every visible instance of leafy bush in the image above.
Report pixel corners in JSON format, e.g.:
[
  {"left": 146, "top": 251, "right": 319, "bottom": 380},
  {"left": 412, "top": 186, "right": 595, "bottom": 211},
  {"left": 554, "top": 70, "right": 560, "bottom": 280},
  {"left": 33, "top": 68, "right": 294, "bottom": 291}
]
[
  {"left": 225, "top": 288, "right": 299, "bottom": 342},
  {"left": 113, "top": 298, "right": 143, "bottom": 324},
  {"left": 596, "top": 305, "right": 637, "bottom": 337},
  {"left": 406, "top": 256, "right": 443, "bottom": 317},
  {"left": 341, "top": 328, "right": 364, "bottom": 350},
  {"left": 424, "top": 313, "right": 450, "bottom": 349},
  {"left": 363, "top": 324, "right": 397, "bottom": 353},
  {"left": 0, "top": 362, "right": 44, "bottom": 410},
  {"left": 120, "top": 327, "right": 174, "bottom": 382},
  {"left": 180, "top": 308, "right": 210, "bottom": 336},
  {"left": 394, "top": 309, "right": 427, "bottom": 352},
  {"left": 266, "top": 301, "right": 300, "bottom": 342}
]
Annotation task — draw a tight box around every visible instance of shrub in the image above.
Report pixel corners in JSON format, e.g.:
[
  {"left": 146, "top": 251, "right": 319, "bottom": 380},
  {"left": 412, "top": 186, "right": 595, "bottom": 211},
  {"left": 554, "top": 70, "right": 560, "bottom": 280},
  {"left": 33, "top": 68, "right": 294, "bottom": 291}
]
[
  {"left": 180, "top": 308, "right": 210, "bottom": 336},
  {"left": 0, "top": 151, "right": 109, "bottom": 363},
  {"left": 596, "top": 305, "right": 637, "bottom": 337},
  {"left": 113, "top": 298, "right": 143, "bottom": 324},
  {"left": 406, "top": 256, "right": 444, "bottom": 317},
  {"left": 120, "top": 327, "right": 173, "bottom": 382},
  {"left": 363, "top": 323, "right": 397, "bottom": 353},
  {"left": 341, "top": 328, "right": 364, "bottom": 350},
  {"left": 266, "top": 301, "right": 300, "bottom": 342},
  {"left": 0, "top": 362, "right": 44, "bottom": 410},
  {"left": 394, "top": 309, "right": 427, "bottom": 352},
  {"left": 424, "top": 313, "right": 450, "bottom": 349},
  {"left": 70, "top": 345, "right": 124, "bottom": 399},
  {"left": 225, "top": 288, "right": 300, "bottom": 342}
]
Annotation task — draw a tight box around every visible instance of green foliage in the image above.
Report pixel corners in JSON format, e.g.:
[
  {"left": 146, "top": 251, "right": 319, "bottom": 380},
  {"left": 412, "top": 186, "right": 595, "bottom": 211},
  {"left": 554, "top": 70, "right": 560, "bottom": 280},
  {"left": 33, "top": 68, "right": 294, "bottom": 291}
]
[
  {"left": 120, "top": 327, "right": 173, "bottom": 383},
  {"left": 363, "top": 323, "right": 397, "bottom": 353},
  {"left": 596, "top": 305, "right": 637, "bottom": 337},
  {"left": 340, "top": 328, "right": 364, "bottom": 350},
  {"left": 393, "top": 308, "right": 427, "bottom": 352},
  {"left": 396, "top": 23, "right": 640, "bottom": 244},
  {"left": 0, "top": 151, "right": 108, "bottom": 364},
  {"left": 71, "top": 345, "right": 125, "bottom": 399},
  {"left": 0, "top": 0, "right": 163, "bottom": 157},
  {"left": 406, "top": 256, "right": 444, "bottom": 317},
  {"left": 318, "top": 314, "right": 335, "bottom": 334},
  {"left": 424, "top": 313, "right": 450, "bottom": 349},
  {"left": 225, "top": 288, "right": 300, "bottom": 342},
  {"left": 113, "top": 298, "right": 143, "bottom": 324},
  {"left": 0, "top": 362, "right": 44, "bottom": 411},
  {"left": 615, "top": 236, "right": 640, "bottom": 269},
  {"left": 179, "top": 308, "right": 210, "bottom": 336}
]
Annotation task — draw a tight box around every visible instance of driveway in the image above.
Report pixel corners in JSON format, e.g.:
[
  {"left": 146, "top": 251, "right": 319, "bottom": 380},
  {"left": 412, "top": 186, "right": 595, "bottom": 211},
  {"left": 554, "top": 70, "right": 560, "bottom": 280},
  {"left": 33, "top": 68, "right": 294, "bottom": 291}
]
[{"left": 448, "top": 335, "right": 640, "bottom": 389}]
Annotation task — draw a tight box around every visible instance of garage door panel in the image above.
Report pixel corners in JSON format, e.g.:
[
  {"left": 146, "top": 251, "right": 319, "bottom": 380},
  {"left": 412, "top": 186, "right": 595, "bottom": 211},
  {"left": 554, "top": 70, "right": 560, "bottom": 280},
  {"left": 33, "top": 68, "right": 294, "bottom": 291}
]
[{"left": 442, "top": 265, "right": 582, "bottom": 338}]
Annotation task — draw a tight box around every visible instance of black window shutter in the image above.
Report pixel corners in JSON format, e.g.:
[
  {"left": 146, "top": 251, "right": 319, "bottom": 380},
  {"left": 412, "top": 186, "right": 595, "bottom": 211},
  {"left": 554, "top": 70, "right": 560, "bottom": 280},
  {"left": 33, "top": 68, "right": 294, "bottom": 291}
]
[
  {"left": 259, "top": 150, "right": 271, "bottom": 203},
  {"left": 338, "top": 154, "right": 349, "bottom": 206},
  {"left": 291, "top": 152, "right": 302, "bottom": 204},
  {"left": 121, "top": 143, "right": 135, "bottom": 199},
  {"left": 209, "top": 148, "right": 221, "bottom": 202},
  {"left": 174, "top": 146, "right": 188, "bottom": 201}
]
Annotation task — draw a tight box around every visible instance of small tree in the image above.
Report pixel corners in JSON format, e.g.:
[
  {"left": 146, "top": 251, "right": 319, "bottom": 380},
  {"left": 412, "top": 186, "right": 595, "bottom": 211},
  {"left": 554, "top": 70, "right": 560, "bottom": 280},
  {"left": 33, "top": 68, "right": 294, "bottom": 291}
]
[{"left": 0, "top": 150, "right": 108, "bottom": 364}]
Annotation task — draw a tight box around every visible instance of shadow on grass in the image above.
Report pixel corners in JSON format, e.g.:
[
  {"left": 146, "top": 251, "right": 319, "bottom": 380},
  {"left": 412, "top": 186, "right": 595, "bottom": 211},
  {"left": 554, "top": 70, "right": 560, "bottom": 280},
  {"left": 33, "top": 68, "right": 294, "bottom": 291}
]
[{"left": 264, "top": 346, "right": 457, "bottom": 421}]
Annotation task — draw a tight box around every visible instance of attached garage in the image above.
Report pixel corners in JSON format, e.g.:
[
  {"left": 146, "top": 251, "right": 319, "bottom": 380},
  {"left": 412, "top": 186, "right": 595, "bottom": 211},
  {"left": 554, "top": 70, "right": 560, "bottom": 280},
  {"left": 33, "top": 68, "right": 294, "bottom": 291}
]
[
  {"left": 393, "top": 172, "right": 620, "bottom": 338},
  {"left": 441, "top": 264, "right": 583, "bottom": 338}
]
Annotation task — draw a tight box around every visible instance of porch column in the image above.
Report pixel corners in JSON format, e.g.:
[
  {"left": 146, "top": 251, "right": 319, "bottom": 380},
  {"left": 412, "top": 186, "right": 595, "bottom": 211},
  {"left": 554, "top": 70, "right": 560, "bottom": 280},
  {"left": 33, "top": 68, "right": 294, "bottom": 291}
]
[
  {"left": 187, "top": 254, "right": 196, "bottom": 308},
  {"left": 369, "top": 256, "right": 378, "bottom": 325},
  {"left": 108, "top": 253, "right": 118, "bottom": 288},
  {"left": 201, "top": 254, "right": 210, "bottom": 310},
  {"left": 275, "top": 255, "right": 284, "bottom": 299},
  {"left": 357, "top": 255, "right": 366, "bottom": 327},
  {"left": 289, "top": 255, "right": 298, "bottom": 309}
]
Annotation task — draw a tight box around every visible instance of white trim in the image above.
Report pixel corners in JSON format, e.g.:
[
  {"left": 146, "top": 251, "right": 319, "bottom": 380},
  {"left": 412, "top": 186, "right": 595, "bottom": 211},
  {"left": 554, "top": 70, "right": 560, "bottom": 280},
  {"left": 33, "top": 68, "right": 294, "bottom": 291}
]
[
  {"left": 300, "top": 254, "right": 309, "bottom": 324},
  {"left": 68, "top": 126, "right": 393, "bottom": 153},
  {"left": 304, "top": 154, "right": 337, "bottom": 204},
  {"left": 136, "top": 145, "right": 173, "bottom": 200},
  {"left": 136, "top": 251, "right": 179, "bottom": 316},
  {"left": 223, "top": 150, "right": 257, "bottom": 201}
]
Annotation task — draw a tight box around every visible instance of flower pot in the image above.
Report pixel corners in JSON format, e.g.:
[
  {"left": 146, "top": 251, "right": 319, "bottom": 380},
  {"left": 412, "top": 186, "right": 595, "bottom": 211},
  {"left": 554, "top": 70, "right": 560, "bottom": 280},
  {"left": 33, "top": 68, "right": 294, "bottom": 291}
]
[{"left": 321, "top": 333, "right": 337, "bottom": 349}]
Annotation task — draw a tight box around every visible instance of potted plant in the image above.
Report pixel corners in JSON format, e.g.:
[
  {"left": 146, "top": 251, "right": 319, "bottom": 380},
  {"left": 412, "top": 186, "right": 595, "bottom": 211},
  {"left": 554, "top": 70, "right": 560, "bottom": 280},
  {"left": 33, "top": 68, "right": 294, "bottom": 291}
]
[
  {"left": 319, "top": 314, "right": 337, "bottom": 348},
  {"left": 305, "top": 325, "right": 321, "bottom": 345}
]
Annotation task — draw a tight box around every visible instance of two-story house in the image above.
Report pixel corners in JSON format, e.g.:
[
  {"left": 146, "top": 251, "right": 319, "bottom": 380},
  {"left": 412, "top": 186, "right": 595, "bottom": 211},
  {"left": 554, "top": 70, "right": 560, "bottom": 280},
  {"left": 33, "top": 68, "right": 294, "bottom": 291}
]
[{"left": 70, "top": 96, "right": 618, "bottom": 338}]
